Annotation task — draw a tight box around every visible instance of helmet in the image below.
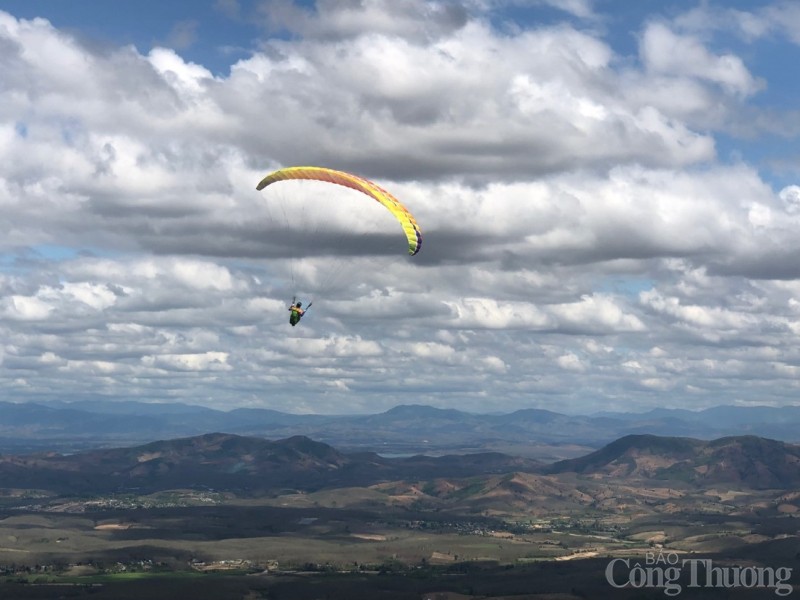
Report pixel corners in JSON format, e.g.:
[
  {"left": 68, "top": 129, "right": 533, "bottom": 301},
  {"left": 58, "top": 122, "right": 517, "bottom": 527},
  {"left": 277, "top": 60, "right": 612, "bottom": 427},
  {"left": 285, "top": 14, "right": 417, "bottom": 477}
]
[{"left": 296, "top": 302, "right": 302, "bottom": 307}]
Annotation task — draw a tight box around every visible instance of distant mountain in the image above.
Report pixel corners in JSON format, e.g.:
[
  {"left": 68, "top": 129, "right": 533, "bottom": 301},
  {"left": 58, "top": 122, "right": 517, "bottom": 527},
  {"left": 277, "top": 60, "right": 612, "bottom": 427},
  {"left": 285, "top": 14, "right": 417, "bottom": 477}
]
[
  {"left": 2, "top": 401, "right": 800, "bottom": 456},
  {"left": 547, "top": 434, "right": 800, "bottom": 489},
  {"left": 596, "top": 405, "right": 800, "bottom": 428}
]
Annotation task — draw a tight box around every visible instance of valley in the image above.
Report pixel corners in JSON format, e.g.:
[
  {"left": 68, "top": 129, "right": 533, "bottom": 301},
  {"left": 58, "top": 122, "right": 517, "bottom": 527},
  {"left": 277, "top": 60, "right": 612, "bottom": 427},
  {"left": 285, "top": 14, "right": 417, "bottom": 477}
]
[{"left": 0, "top": 431, "right": 798, "bottom": 598}]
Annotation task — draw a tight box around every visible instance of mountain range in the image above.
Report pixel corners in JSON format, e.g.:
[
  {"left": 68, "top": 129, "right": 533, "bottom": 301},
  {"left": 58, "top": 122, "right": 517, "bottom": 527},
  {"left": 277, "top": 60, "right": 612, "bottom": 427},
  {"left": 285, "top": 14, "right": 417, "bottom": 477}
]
[{"left": 1, "top": 400, "right": 799, "bottom": 456}]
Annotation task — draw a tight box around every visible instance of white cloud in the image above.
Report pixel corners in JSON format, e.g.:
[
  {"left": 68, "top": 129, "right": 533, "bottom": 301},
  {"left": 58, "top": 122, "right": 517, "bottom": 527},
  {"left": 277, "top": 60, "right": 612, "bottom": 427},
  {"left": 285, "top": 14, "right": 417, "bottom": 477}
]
[
  {"left": 142, "top": 351, "right": 231, "bottom": 372},
  {"left": 550, "top": 294, "right": 645, "bottom": 333},
  {"left": 482, "top": 355, "right": 508, "bottom": 373},
  {"left": 1, "top": 3, "right": 800, "bottom": 413},
  {"left": 282, "top": 336, "right": 384, "bottom": 359},
  {"left": 541, "top": 0, "right": 595, "bottom": 20},
  {"left": 556, "top": 352, "right": 586, "bottom": 372},
  {"left": 675, "top": 1, "right": 800, "bottom": 46},
  {"left": 779, "top": 185, "right": 800, "bottom": 214},
  {"left": 2, "top": 295, "right": 54, "bottom": 321},
  {"left": 257, "top": 0, "right": 469, "bottom": 41},
  {"left": 640, "top": 22, "right": 761, "bottom": 97},
  {"left": 58, "top": 282, "right": 118, "bottom": 310},
  {"left": 407, "top": 341, "right": 457, "bottom": 362},
  {"left": 443, "top": 298, "right": 553, "bottom": 329}
]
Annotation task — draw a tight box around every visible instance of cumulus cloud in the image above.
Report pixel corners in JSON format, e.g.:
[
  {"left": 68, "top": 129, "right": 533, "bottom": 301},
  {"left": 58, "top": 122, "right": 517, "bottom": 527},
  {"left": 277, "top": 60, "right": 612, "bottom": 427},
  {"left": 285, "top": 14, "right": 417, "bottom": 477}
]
[
  {"left": 639, "top": 22, "right": 761, "bottom": 97},
  {"left": 1, "top": 2, "right": 800, "bottom": 413}
]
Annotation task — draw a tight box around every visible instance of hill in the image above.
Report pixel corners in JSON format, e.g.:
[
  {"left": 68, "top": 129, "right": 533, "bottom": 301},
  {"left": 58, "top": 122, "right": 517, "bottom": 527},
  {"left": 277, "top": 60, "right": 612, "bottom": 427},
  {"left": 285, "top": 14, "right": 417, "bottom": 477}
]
[
  {"left": 0, "top": 433, "right": 542, "bottom": 495},
  {"left": 547, "top": 434, "right": 800, "bottom": 489},
  {"left": 1, "top": 430, "right": 799, "bottom": 499}
]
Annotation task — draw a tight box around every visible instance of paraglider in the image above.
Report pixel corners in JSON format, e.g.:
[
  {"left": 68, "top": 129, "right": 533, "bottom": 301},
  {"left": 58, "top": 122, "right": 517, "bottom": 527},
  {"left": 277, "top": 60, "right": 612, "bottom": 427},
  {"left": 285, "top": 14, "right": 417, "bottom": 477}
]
[
  {"left": 288, "top": 298, "right": 310, "bottom": 326},
  {"left": 256, "top": 166, "right": 422, "bottom": 325}
]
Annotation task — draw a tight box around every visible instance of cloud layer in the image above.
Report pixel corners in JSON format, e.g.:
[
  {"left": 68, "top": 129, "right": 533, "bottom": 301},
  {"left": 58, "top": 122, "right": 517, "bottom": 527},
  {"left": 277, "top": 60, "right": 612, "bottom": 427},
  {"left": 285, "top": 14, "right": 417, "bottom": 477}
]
[{"left": 2, "top": 1, "right": 800, "bottom": 414}]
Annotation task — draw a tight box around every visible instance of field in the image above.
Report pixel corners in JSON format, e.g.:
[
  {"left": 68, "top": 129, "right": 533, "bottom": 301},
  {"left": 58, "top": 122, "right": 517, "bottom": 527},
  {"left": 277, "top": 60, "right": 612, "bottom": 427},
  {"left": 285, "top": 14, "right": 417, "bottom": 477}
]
[{"left": 1, "top": 485, "right": 798, "bottom": 599}]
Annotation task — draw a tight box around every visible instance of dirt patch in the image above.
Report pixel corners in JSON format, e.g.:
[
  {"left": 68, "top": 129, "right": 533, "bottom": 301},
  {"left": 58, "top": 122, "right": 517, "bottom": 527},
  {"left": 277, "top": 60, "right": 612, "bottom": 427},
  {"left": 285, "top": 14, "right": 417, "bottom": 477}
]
[
  {"left": 94, "top": 523, "right": 131, "bottom": 530},
  {"left": 350, "top": 533, "right": 386, "bottom": 541}
]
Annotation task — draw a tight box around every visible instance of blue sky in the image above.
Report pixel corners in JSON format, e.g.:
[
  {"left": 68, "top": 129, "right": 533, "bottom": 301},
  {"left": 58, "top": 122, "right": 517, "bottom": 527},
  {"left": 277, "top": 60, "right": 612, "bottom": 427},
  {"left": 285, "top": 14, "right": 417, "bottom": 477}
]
[
  {"left": 0, "top": 0, "right": 261, "bottom": 74},
  {"left": 2, "top": 0, "right": 800, "bottom": 414}
]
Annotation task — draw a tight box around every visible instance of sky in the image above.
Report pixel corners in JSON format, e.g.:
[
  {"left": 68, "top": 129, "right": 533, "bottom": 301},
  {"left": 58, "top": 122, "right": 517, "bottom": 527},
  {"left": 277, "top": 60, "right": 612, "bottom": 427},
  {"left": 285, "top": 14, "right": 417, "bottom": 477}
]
[{"left": 2, "top": 0, "right": 800, "bottom": 415}]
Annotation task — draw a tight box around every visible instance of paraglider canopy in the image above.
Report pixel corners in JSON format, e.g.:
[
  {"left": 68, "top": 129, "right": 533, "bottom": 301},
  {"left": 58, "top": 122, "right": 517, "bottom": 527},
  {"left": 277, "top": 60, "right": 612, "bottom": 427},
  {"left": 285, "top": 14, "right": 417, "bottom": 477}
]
[{"left": 256, "top": 166, "right": 422, "bottom": 256}]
